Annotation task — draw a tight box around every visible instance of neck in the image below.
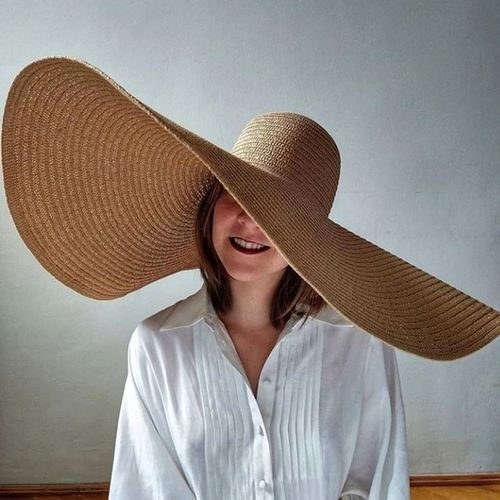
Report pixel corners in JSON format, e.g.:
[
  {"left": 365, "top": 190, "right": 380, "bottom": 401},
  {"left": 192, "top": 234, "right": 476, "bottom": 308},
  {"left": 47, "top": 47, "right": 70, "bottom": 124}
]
[{"left": 219, "top": 276, "right": 284, "bottom": 333}]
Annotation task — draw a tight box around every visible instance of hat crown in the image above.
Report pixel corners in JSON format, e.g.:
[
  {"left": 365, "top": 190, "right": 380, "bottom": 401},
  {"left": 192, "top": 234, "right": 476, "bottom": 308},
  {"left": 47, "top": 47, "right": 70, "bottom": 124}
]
[{"left": 230, "top": 112, "right": 341, "bottom": 216}]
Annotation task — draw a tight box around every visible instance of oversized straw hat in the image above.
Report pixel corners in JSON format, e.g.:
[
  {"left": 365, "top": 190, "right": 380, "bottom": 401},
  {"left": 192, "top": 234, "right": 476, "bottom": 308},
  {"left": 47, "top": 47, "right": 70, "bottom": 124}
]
[{"left": 1, "top": 56, "right": 498, "bottom": 360}]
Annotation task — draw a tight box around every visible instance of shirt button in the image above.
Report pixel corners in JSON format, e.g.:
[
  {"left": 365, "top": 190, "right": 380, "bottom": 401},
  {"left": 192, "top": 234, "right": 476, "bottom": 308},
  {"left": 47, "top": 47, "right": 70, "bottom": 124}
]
[
  {"left": 262, "top": 377, "right": 271, "bottom": 383},
  {"left": 258, "top": 426, "right": 264, "bottom": 435},
  {"left": 259, "top": 479, "right": 266, "bottom": 489}
]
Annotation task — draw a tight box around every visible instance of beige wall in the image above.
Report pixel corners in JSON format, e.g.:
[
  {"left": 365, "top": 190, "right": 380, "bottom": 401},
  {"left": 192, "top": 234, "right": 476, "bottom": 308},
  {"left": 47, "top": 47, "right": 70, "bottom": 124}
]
[{"left": 0, "top": 0, "right": 499, "bottom": 483}]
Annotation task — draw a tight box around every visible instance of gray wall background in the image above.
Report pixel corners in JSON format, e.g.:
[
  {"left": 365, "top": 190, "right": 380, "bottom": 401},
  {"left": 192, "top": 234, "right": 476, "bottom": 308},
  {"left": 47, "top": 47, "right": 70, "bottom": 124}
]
[{"left": 1, "top": 0, "right": 499, "bottom": 484}]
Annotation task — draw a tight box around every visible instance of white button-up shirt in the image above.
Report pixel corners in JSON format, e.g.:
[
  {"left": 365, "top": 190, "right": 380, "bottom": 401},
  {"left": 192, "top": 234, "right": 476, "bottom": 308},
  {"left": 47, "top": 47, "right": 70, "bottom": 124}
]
[{"left": 109, "top": 283, "right": 410, "bottom": 499}]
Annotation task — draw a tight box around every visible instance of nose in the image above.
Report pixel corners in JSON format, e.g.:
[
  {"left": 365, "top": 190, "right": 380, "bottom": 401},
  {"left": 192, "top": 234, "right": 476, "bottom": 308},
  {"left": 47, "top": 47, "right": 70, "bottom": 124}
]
[{"left": 237, "top": 210, "right": 260, "bottom": 230}]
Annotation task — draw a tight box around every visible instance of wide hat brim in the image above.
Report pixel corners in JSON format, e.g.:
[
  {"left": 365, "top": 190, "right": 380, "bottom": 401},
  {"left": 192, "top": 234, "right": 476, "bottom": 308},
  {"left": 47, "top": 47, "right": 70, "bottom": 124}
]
[{"left": 1, "top": 56, "right": 499, "bottom": 360}]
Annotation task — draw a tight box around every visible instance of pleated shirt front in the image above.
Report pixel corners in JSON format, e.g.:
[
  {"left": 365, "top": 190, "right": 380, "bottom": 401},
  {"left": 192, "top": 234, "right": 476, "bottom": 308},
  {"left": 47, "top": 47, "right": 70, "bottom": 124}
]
[{"left": 109, "top": 283, "right": 410, "bottom": 499}]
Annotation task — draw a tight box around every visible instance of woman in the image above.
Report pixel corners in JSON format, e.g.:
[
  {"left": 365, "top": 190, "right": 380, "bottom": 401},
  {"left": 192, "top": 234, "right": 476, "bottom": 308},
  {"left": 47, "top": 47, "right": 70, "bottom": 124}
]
[
  {"left": 3, "top": 57, "right": 497, "bottom": 500},
  {"left": 108, "top": 180, "right": 410, "bottom": 499}
]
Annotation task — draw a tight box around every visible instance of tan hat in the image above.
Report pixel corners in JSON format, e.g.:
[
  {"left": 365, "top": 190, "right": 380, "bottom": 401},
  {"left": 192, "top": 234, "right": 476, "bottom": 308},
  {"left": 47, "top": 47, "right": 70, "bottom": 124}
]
[{"left": 1, "top": 56, "right": 498, "bottom": 360}]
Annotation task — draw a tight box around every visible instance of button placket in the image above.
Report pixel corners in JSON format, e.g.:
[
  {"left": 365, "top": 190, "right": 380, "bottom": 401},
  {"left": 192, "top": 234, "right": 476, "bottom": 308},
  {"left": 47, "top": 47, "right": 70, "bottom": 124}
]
[
  {"left": 204, "top": 309, "right": 305, "bottom": 498},
  {"left": 251, "top": 316, "right": 302, "bottom": 498},
  {"left": 256, "top": 477, "right": 273, "bottom": 497},
  {"left": 246, "top": 386, "right": 274, "bottom": 497}
]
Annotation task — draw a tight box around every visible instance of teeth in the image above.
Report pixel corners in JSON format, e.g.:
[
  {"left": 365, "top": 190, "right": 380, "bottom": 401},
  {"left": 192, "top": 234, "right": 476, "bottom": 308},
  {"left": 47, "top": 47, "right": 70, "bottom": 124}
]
[{"left": 233, "top": 237, "right": 267, "bottom": 250}]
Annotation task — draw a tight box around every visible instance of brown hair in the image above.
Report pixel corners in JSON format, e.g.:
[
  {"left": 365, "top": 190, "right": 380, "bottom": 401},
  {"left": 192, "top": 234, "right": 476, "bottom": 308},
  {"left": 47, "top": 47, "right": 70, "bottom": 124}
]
[{"left": 194, "top": 177, "right": 326, "bottom": 331}]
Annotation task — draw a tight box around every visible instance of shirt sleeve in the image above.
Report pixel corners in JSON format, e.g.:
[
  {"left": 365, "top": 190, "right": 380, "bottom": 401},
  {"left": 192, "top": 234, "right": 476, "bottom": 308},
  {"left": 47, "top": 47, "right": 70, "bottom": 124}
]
[
  {"left": 339, "top": 336, "right": 410, "bottom": 500},
  {"left": 109, "top": 325, "right": 196, "bottom": 500}
]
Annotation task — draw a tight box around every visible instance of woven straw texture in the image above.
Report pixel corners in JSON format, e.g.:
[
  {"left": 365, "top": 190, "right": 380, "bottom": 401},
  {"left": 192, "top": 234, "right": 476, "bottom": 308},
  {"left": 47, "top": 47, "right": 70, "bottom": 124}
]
[{"left": 1, "top": 57, "right": 499, "bottom": 360}]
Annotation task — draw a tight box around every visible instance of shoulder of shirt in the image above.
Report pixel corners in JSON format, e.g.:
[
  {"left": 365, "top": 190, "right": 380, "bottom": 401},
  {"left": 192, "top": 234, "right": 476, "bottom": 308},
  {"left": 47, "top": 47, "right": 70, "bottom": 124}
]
[
  {"left": 126, "top": 288, "right": 204, "bottom": 359},
  {"left": 130, "top": 287, "right": 207, "bottom": 337},
  {"left": 312, "top": 303, "right": 356, "bottom": 329}
]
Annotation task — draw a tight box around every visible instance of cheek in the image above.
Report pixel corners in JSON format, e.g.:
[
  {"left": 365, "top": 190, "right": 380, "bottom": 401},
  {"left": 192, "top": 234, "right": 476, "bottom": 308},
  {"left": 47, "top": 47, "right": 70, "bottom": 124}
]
[
  {"left": 268, "top": 245, "right": 289, "bottom": 266},
  {"left": 273, "top": 253, "right": 289, "bottom": 268},
  {"left": 212, "top": 207, "right": 232, "bottom": 242}
]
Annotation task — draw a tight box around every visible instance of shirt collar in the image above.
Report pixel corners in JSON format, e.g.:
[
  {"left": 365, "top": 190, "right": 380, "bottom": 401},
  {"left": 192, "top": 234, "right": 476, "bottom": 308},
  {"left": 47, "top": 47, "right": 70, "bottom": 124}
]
[{"left": 159, "top": 282, "right": 353, "bottom": 332}]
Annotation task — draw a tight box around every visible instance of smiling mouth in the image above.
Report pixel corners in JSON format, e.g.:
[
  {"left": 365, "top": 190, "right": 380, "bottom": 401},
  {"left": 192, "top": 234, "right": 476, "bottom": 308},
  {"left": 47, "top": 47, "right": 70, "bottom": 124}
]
[{"left": 229, "top": 237, "right": 270, "bottom": 254}]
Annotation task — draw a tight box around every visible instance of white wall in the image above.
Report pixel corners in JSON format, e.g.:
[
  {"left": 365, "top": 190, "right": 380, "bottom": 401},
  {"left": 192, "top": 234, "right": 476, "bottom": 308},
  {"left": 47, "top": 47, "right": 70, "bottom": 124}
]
[{"left": 1, "top": 0, "right": 498, "bottom": 483}]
